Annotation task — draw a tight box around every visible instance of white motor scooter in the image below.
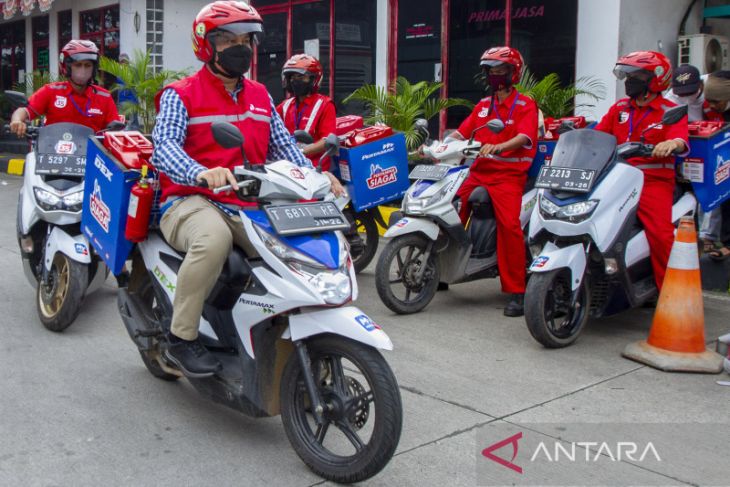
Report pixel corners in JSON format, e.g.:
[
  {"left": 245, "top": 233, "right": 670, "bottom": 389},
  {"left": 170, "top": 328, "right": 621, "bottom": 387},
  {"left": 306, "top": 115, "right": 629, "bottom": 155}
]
[
  {"left": 5, "top": 91, "right": 111, "bottom": 331},
  {"left": 117, "top": 124, "right": 402, "bottom": 483},
  {"left": 375, "top": 119, "right": 537, "bottom": 314},
  {"left": 524, "top": 105, "right": 696, "bottom": 348}
]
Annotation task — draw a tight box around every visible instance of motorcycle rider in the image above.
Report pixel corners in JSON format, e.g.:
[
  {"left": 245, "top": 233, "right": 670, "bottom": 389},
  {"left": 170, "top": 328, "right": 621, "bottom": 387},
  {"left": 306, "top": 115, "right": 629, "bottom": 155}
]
[
  {"left": 595, "top": 51, "right": 689, "bottom": 290},
  {"left": 9, "top": 40, "right": 120, "bottom": 136},
  {"left": 152, "top": 1, "right": 340, "bottom": 376},
  {"left": 449, "top": 46, "right": 538, "bottom": 317},
  {"left": 276, "top": 54, "right": 338, "bottom": 171}
]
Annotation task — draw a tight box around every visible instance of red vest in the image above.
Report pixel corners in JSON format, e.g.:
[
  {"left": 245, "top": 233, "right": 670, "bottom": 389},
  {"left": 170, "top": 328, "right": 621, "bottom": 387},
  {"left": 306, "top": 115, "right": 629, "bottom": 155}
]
[
  {"left": 157, "top": 67, "right": 272, "bottom": 206},
  {"left": 276, "top": 93, "right": 334, "bottom": 170}
]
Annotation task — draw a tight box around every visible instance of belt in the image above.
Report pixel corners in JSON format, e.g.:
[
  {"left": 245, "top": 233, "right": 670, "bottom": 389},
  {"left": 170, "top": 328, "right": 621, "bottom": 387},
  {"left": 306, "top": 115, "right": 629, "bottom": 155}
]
[{"left": 634, "top": 162, "right": 675, "bottom": 170}]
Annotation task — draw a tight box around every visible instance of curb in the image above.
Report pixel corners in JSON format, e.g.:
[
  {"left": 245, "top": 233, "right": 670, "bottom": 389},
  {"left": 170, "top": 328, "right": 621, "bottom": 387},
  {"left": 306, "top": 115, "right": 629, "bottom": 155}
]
[{"left": 0, "top": 155, "right": 24, "bottom": 176}]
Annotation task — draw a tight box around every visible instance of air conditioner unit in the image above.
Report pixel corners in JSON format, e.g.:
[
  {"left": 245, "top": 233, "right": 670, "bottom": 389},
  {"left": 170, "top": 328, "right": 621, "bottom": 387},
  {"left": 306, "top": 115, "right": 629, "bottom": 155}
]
[{"left": 677, "top": 34, "right": 730, "bottom": 74}]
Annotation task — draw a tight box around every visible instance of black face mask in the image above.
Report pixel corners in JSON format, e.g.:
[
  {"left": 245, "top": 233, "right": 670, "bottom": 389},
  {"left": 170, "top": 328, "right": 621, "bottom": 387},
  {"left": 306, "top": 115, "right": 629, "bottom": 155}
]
[
  {"left": 215, "top": 44, "right": 252, "bottom": 79},
  {"left": 288, "top": 79, "right": 313, "bottom": 97},
  {"left": 488, "top": 74, "right": 511, "bottom": 92},
  {"left": 625, "top": 77, "right": 649, "bottom": 99}
]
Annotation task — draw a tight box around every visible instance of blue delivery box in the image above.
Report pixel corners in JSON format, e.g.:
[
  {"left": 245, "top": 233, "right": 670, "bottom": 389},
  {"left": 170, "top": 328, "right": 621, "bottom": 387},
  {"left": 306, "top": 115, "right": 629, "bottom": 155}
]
[
  {"left": 335, "top": 132, "right": 409, "bottom": 212},
  {"left": 81, "top": 136, "right": 140, "bottom": 275},
  {"left": 678, "top": 122, "right": 730, "bottom": 212}
]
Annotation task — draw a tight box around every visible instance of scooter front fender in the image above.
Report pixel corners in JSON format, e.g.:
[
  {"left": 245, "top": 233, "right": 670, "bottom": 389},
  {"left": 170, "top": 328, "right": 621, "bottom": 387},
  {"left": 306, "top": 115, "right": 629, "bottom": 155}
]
[
  {"left": 285, "top": 306, "right": 393, "bottom": 351},
  {"left": 383, "top": 216, "right": 439, "bottom": 241},
  {"left": 529, "top": 242, "right": 586, "bottom": 291},
  {"left": 44, "top": 227, "right": 91, "bottom": 272}
]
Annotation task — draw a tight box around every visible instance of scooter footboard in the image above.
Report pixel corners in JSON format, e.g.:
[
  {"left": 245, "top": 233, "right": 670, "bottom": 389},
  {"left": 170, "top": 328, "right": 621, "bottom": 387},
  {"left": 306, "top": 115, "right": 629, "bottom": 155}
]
[
  {"left": 44, "top": 226, "right": 91, "bottom": 272},
  {"left": 287, "top": 306, "right": 393, "bottom": 350},
  {"left": 530, "top": 242, "right": 586, "bottom": 291}
]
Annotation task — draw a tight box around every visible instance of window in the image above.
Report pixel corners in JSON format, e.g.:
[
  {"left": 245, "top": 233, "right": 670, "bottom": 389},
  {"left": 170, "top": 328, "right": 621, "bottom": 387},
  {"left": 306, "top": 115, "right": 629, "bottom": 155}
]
[
  {"left": 58, "top": 10, "right": 73, "bottom": 51},
  {"left": 80, "top": 5, "right": 120, "bottom": 59},
  {"left": 0, "top": 20, "right": 26, "bottom": 91},
  {"left": 33, "top": 15, "right": 50, "bottom": 73},
  {"left": 146, "top": 0, "right": 164, "bottom": 72},
  {"left": 334, "top": 1, "right": 377, "bottom": 114}
]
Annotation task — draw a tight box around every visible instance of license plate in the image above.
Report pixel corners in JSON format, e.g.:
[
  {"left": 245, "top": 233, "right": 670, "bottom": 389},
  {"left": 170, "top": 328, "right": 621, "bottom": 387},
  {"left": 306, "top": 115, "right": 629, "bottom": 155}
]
[
  {"left": 35, "top": 153, "right": 87, "bottom": 177},
  {"left": 535, "top": 166, "right": 596, "bottom": 193},
  {"left": 409, "top": 164, "right": 450, "bottom": 180},
  {"left": 264, "top": 202, "right": 350, "bottom": 236}
]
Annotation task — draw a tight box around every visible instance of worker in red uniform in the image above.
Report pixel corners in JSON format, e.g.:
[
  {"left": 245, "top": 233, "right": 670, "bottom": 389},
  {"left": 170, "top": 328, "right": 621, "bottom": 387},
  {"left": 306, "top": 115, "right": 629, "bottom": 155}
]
[
  {"left": 276, "top": 54, "right": 337, "bottom": 171},
  {"left": 595, "top": 51, "right": 689, "bottom": 290},
  {"left": 9, "top": 40, "right": 119, "bottom": 136},
  {"left": 451, "top": 46, "right": 538, "bottom": 317}
]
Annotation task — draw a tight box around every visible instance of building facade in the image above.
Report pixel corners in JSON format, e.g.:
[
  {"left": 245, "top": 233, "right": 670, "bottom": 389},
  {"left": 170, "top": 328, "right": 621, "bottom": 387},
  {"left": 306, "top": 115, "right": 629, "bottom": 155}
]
[{"left": 1, "top": 0, "right": 729, "bottom": 127}]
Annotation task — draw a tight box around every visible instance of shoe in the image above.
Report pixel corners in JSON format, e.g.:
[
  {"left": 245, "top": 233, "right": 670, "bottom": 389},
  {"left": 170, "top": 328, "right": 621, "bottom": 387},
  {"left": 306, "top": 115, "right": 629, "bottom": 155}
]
[
  {"left": 437, "top": 282, "right": 449, "bottom": 291},
  {"left": 503, "top": 293, "right": 524, "bottom": 317},
  {"left": 163, "top": 335, "right": 221, "bottom": 378}
]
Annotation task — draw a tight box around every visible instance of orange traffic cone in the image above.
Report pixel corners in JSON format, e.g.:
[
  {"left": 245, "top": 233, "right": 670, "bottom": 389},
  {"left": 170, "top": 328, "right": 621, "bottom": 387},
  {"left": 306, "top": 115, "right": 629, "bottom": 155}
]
[{"left": 622, "top": 216, "right": 724, "bottom": 373}]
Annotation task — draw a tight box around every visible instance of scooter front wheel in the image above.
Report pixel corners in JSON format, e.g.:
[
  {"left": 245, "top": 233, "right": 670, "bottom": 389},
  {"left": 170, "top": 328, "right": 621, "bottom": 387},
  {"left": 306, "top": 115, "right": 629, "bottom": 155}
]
[
  {"left": 375, "top": 234, "right": 439, "bottom": 314},
  {"left": 280, "top": 336, "right": 402, "bottom": 483},
  {"left": 524, "top": 269, "right": 590, "bottom": 348},
  {"left": 36, "top": 253, "right": 88, "bottom": 332}
]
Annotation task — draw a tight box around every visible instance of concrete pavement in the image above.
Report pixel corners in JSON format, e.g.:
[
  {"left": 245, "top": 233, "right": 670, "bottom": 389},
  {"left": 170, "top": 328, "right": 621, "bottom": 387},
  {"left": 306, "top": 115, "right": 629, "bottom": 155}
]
[{"left": 0, "top": 174, "right": 728, "bottom": 487}]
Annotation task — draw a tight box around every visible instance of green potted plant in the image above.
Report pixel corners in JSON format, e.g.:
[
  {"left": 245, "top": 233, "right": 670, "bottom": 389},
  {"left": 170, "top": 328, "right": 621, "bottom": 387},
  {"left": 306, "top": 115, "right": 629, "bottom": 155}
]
[
  {"left": 514, "top": 68, "right": 606, "bottom": 119},
  {"left": 343, "top": 76, "right": 473, "bottom": 151},
  {"left": 99, "top": 49, "right": 189, "bottom": 133}
]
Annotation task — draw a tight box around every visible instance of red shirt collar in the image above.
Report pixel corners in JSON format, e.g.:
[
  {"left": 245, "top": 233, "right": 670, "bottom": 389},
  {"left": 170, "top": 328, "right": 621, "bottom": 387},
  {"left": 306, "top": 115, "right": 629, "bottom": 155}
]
[
  {"left": 59, "top": 81, "right": 94, "bottom": 98},
  {"left": 628, "top": 94, "right": 665, "bottom": 111},
  {"left": 494, "top": 88, "right": 519, "bottom": 107}
]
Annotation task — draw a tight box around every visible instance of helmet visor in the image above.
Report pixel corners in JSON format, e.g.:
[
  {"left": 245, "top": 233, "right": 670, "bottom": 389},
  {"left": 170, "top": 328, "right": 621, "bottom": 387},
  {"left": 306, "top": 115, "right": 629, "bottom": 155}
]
[
  {"left": 215, "top": 21, "right": 263, "bottom": 44},
  {"left": 68, "top": 53, "right": 98, "bottom": 63},
  {"left": 613, "top": 64, "right": 651, "bottom": 81}
]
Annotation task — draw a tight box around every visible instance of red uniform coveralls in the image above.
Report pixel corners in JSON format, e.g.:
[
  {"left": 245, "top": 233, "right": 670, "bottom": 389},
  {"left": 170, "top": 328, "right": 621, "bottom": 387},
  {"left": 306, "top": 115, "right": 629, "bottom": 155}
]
[
  {"left": 156, "top": 66, "right": 272, "bottom": 207},
  {"left": 276, "top": 93, "right": 336, "bottom": 171},
  {"left": 26, "top": 81, "right": 119, "bottom": 133},
  {"left": 595, "top": 96, "right": 689, "bottom": 289},
  {"left": 455, "top": 89, "right": 538, "bottom": 293}
]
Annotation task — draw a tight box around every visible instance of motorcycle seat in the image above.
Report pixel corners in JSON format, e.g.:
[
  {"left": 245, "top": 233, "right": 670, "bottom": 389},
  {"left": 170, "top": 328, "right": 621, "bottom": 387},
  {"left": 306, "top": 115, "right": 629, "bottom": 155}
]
[{"left": 468, "top": 186, "right": 491, "bottom": 204}]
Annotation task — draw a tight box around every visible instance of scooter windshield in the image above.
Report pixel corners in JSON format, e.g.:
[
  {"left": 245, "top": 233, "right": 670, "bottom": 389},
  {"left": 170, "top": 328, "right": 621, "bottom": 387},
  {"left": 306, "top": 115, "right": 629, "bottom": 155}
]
[{"left": 549, "top": 129, "right": 617, "bottom": 173}]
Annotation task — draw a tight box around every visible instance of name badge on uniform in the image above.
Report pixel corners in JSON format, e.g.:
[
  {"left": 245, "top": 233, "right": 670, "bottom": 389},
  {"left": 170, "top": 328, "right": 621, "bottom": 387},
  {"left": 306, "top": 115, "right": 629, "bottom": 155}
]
[
  {"left": 88, "top": 108, "right": 103, "bottom": 115},
  {"left": 619, "top": 111, "right": 629, "bottom": 124},
  {"left": 54, "top": 96, "right": 67, "bottom": 108}
]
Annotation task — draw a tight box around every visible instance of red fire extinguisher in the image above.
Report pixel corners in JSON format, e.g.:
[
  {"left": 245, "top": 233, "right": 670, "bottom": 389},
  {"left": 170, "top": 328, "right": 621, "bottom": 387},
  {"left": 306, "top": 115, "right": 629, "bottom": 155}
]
[{"left": 125, "top": 165, "right": 153, "bottom": 243}]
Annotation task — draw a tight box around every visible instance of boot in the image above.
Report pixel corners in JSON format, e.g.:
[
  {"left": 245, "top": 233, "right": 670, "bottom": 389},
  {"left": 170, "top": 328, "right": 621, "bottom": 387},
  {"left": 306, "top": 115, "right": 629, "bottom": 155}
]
[
  {"left": 163, "top": 334, "right": 221, "bottom": 378},
  {"left": 503, "top": 293, "right": 524, "bottom": 317}
]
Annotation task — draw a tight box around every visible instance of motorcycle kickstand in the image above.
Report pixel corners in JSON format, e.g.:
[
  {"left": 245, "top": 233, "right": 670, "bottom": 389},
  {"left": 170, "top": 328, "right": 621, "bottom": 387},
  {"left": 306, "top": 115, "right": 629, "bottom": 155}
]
[{"left": 294, "top": 340, "right": 326, "bottom": 426}]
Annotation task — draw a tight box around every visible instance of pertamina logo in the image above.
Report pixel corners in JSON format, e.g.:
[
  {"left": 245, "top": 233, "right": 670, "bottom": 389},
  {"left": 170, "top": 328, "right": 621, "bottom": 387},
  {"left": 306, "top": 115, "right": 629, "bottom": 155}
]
[
  {"left": 94, "top": 156, "right": 113, "bottom": 182},
  {"left": 89, "top": 180, "right": 111, "bottom": 232},
  {"left": 715, "top": 154, "right": 730, "bottom": 184},
  {"left": 367, "top": 164, "right": 398, "bottom": 189}
]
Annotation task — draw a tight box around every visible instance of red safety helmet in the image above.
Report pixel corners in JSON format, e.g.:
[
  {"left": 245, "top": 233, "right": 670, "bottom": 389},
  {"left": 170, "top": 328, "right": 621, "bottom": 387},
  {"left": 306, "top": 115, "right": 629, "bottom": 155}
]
[
  {"left": 613, "top": 51, "right": 672, "bottom": 93},
  {"left": 480, "top": 46, "right": 525, "bottom": 85},
  {"left": 192, "top": 1, "right": 263, "bottom": 63},
  {"left": 281, "top": 54, "right": 324, "bottom": 92},
  {"left": 59, "top": 40, "right": 99, "bottom": 79}
]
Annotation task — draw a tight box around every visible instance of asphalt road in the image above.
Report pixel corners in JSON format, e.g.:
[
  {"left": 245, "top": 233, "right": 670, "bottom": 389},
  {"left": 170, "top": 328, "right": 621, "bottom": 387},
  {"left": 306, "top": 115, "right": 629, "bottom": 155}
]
[{"left": 0, "top": 174, "right": 728, "bottom": 487}]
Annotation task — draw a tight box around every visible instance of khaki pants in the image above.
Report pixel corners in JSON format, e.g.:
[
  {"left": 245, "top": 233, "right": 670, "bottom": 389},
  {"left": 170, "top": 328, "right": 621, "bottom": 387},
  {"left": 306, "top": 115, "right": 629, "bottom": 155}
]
[{"left": 160, "top": 195, "right": 256, "bottom": 340}]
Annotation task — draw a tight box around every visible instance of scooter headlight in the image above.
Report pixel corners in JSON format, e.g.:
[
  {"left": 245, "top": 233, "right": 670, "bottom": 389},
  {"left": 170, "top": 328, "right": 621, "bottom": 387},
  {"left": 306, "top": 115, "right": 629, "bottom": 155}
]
[
  {"left": 62, "top": 191, "right": 84, "bottom": 212},
  {"left": 254, "top": 225, "right": 352, "bottom": 304},
  {"left": 405, "top": 186, "right": 450, "bottom": 213},
  {"left": 33, "top": 187, "right": 62, "bottom": 211},
  {"left": 539, "top": 195, "right": 598, "bottom": 223}
]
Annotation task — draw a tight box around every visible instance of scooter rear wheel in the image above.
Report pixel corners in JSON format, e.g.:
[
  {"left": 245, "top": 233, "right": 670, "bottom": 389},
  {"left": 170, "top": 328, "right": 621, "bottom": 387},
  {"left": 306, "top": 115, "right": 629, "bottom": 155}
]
[
  {"left": 375, "top": 233, "right": 439, "bottom": 314},
  {"left": 346, "top": 209, "right": 379, "bottom": 274},
  {"left": 36, "top": 253, "right": 87, "bottom": 332},
  {"left": 524, "top": 269, "right": 590, "bottom": 348},
  {"left": 280, "top": 336, "right": 402, "bottom": 483}
]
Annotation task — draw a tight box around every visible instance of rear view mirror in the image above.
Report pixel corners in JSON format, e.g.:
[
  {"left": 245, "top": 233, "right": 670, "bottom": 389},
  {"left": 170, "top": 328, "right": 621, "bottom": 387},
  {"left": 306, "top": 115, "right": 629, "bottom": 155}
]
[
  {"left": 105, "top": 120, "right": 126, "bottom": 132},
  {"left": 556, "top": 120, "right": 575, "bottom": 135},
  {"left": 323, "top": 133, "right": 340, "bottom": 156},
  {"left": 487, "top": 118, "right": 505, "bottom": 134},
  {"left": 661, "top": 105, "right": 688, "bottom": 126},
  {"left": 293, "top": 130, "right": 314, "bottom": 145},
  {"left": 211, "top": 121, "right": 244, "bottom": 149},
  {"left": 4, "top": 90, "right": 28, "bottom": 109}
]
